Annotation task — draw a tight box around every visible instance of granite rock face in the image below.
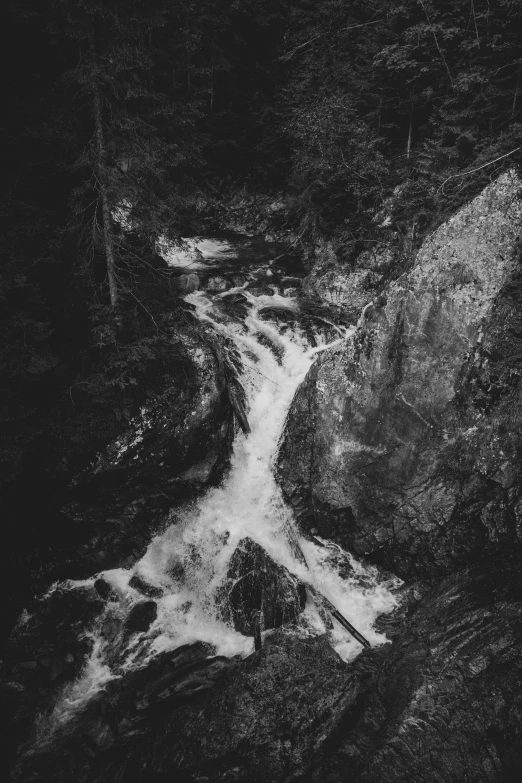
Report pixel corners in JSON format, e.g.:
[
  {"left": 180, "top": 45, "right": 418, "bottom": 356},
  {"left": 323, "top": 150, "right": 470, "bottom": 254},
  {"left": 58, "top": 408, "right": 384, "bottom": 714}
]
[{"left": 279, "top": 170, "right": 522, "bottom": 578}]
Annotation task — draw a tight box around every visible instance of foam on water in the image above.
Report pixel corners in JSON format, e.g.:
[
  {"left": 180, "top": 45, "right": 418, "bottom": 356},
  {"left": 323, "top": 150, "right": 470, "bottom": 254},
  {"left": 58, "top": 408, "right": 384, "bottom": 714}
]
[{"left": 49, "top": 287, "right": 401, "bottom": 717}]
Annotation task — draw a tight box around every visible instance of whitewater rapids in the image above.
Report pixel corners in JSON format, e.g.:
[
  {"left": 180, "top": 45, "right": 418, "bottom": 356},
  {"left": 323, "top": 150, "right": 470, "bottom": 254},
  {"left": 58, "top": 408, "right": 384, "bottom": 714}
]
[{"left": 48, "top": 286, "right": 400, "bottom": 720}]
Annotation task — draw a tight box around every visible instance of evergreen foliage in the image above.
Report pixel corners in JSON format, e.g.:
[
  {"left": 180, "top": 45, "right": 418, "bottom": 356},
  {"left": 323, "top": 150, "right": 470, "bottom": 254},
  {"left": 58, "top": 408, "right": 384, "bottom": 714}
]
[{"left": 276, "top": 1, "right": 522, "bottom": 249}]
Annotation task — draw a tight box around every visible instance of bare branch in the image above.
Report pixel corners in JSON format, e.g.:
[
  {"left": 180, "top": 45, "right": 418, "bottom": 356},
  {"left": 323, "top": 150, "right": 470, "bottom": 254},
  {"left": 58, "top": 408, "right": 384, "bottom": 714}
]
[
  {"left": 278, "top": 19, "right": 380, "bottom": 63},
  {"left": 439, "top": 144, "right": 522, "bottom": 193}
]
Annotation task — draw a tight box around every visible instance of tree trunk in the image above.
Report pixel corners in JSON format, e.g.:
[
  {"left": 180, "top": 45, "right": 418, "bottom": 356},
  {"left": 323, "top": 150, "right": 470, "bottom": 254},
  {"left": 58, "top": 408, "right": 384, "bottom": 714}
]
[
  {"left": 308, "top": 585, "right": 371, "bottom": 648},
  {"left": 92, "top": 84, "right": 119, "bottom": 308},
  {"left": 210, "top": 49, "right": 214, "bottom": 113},
  {"left": 406, "top": 100, "right": 413, "bottom": 160},
  {"left": 254, "top": 613, "right": 262, "bottom": 651}
]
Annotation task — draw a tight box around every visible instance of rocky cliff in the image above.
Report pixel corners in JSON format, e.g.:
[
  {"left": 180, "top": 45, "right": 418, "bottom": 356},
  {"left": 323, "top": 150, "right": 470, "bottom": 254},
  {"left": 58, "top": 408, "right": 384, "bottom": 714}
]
[{"left": 279, "top": 170, "right": 522, "bottom": 579}]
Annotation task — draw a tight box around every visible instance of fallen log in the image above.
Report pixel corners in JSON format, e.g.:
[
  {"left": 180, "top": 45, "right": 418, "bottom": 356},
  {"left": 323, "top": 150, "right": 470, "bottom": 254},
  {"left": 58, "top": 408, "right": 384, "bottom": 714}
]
[
  {"left": 308, "top": 586, "right": 371, "bottom": 649},
  {"left": 227, "top": 383, "right": 251, "bottom": 435}
]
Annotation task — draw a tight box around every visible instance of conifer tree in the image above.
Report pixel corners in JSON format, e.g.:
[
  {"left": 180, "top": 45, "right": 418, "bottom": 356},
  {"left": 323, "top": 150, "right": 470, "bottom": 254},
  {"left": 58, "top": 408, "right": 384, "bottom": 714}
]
[{"left": 49, "top": 0, "right": 209, "bottom": 309}]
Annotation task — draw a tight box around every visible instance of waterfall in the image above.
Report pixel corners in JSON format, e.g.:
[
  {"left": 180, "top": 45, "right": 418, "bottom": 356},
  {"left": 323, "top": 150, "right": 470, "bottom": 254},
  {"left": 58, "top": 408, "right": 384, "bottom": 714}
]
[{"left": 47, "top": 285, "right": 400, "bottom": 725}]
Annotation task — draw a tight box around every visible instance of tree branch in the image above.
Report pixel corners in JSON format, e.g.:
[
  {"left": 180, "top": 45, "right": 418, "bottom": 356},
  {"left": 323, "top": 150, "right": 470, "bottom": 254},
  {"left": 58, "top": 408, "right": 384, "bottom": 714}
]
[
  {"left": 439, "top": 145, "right": 522, "bottom": 193},
  {"left": 278, "top": 19, "right": 380, "bottom": 62}
]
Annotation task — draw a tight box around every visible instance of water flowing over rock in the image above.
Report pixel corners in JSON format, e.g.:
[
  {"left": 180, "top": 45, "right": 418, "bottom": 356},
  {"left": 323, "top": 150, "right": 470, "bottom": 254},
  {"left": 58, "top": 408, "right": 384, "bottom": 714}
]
[
  {"left": 9, "top": 181, "right": 522, "bottom": 782},
  {"left": 6, "top": 252, "right": 399, "bottom": 782},
  {"left": 279, "top": 170, "right": 522, "bottom": 579}
]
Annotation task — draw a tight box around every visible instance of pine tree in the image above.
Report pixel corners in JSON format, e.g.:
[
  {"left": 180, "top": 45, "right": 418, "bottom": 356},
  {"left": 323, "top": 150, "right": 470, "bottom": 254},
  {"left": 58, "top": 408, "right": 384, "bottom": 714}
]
[{"left": 47, "top": 0, "right": 209, "bottom": 309}]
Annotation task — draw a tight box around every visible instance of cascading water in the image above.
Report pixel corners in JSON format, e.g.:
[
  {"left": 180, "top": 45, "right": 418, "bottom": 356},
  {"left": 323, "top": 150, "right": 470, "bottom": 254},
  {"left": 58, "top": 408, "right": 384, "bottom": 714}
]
[{"left": 47, "top": 282, "right": 400, "bottom": 727}]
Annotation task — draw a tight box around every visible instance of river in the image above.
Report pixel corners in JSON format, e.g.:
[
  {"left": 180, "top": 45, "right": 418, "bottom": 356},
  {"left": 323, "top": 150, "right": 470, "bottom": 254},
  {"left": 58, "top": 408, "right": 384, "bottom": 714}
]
[{"left": 43, "top": 237, "right": 400, "bottom": 728}]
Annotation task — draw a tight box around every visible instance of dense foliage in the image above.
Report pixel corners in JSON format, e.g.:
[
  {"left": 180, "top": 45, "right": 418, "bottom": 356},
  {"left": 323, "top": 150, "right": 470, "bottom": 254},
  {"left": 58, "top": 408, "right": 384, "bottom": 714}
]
[{"left": 281, "top": 0, "right": 522, "bottom": 251}]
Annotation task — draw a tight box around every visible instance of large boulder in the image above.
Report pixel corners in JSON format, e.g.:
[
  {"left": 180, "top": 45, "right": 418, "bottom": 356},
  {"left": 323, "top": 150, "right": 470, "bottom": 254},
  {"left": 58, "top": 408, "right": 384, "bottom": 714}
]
[
  {"left": 223, "top": 538, "right": 307, "bottom": 635},
  {"left": 124, "top": 601, "right": 158, "bottom": 633},
  {"left": 279, "top": 170, "right": 522, "bottom": 579}
]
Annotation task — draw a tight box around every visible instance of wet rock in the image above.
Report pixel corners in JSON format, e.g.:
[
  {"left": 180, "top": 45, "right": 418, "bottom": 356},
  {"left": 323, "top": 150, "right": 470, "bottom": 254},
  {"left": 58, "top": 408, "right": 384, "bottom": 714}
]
[
  {"left": 279, "top": 170, "right": 522, "bottom": 579},
  {"left": 9, "top": 586, "right": 104, "bottom": 683},
  {"left": 124, "top": 601, "right": 157, "bottom": 633},
  {"left": 255, "top": 332, "right": 285, "bottom": 364},
  {"left": 245, "top": 283, "right": 274, "bottom": 297},
  {"left": 128, "top": 574, "right": 163, "bottom": 599},
  {"left": 178, "top": 272, "right": 200, "bottom": 293},
  {"left": 93, "top": 578, "right": 115, "bottom": 601},
  {"left": 207, "top": 275, "right": 230, "bottom": 292},
  {"left": 219, "top": 291, "right": 249, "bottom": 320},
  {"left": 281, "top": 275, "right": 302, "bottom": 287},
  {"left": 2, "top": 325, "right": 235, "bottom": 647},
  {"left": 257, "top": 305, "right": 298, "bottom": 324},
  {"left": 227, "top": 382, "right": 251, "bottom": 434},
  {"left": 100, "top": 614, "right": 121, "bottom": 644},
  {"left": 134, "top": 653, "right": 232, "bottom": 710},
  {"left": 224, "top": 538, "right": 307, "bottom": 635}
]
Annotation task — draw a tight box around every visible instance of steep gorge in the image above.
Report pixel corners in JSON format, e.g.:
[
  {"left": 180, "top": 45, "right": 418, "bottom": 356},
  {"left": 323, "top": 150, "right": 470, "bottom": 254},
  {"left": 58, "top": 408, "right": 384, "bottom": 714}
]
[{"left": 4, "top": 175, "right": 522, "bottom": 782}]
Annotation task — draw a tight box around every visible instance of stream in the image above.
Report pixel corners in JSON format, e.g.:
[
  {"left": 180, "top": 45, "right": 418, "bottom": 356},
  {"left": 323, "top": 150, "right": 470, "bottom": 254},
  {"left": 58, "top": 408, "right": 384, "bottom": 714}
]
[{"left": 41, "top": 237, "right": 400, "bottom": 730}]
